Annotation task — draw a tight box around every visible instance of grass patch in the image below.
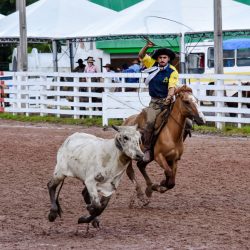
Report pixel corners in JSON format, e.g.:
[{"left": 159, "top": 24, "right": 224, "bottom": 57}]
[
  {"left": 0, "top": 113, "right": 123, "bottom": 127},
  {"left": 0, "top": 113, "right": 249, "bottom": 136},
  {"left": 194, "top": 124, "right": 250, "bottom": 136}
]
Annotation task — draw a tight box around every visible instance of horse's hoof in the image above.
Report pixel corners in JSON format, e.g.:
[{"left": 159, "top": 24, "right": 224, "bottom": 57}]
[
  {"left": 78, "top": 215, "right": 92, "bottom": 224},
  {"left": 152, "top": 183, "right": 168, "bottom": 193},
  {"left": 91, "top": 218, "right": 100, "bottom": 228},
  {"left": 158, "top": 186, "right": 168, "bottom": 193},
  {"left": 48, "top": 211, "right": 57, "bottom": 222},
  {"left": 145, "top": 186, "right": 153, "bottom": 198},
  {"left": 140, "top": 198, "right": 150, "bottom": 207},
  {"left": 160, "top": 179, "right": 166, "bottom": 187}
]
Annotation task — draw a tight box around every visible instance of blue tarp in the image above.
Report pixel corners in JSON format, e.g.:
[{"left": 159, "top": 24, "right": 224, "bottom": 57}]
[{"left": 223, "top": 38, "right": 250, "bottom": 50}]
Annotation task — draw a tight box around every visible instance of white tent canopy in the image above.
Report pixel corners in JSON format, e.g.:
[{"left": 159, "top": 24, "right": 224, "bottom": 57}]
[
  {"left": 0, "top": 14, "right": 5, "bottom": 20},
  {"left": 73, "top": 0, "right": 250, "bottom": 38},
  {"left": 0, "top": 0, "right": 117, "bottom": 39}
]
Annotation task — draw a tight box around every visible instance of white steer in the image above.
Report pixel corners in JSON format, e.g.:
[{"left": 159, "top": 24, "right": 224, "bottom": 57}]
[{"left": 47, "top": 125, "right": 143, "bottom": 228}]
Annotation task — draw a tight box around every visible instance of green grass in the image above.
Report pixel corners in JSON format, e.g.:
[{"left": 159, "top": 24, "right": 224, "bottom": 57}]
[
  {"left": 0, "top": 113, "right": 123, "bottom": 127},
  {"left": 194, "top": 124, "right": 250, "bottom": 136},
  {"left": 0, "top": 113, "right": 249, "bottom": 136}
]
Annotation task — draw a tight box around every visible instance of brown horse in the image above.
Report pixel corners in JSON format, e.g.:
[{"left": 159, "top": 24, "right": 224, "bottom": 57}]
[{"left": 123, "top": 85, "right": 206, "bottom": 201}]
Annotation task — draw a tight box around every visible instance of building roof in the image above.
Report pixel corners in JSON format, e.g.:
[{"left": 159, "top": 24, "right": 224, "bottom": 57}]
[{"left": 0, "top": 0, "right": 117, "bottom": 41}]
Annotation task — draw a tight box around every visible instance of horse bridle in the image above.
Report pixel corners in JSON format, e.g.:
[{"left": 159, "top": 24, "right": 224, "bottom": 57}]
[{"left": 168, "top": 92, "right": 195, "bottom": 130}]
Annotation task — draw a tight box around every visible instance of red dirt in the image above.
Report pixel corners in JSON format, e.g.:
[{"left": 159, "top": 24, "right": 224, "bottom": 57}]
[{"left": 0, "top": 119, "right": 249, "bottom": 250}]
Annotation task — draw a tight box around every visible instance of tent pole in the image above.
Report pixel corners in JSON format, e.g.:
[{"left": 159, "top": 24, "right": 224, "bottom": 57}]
[
  {"left": 18, "top": 0, "right": 28, "bottom": 71},
  {"left": 180, "top": 33, "right": 186, "bottom": 74},
  {"left": 69, "top": 40, "right": 74, "bottom": 72},
  {"left": 52, "top": 40, "right": 58, "bottom": 72},
  {"left": 214, "top": 0, "right": 224, "bottom": 129}
]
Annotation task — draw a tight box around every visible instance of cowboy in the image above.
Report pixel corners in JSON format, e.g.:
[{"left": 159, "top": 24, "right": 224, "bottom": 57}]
[
  {"left": 103, "top": 63, "right": 120, "bottom": 85},
  {"left": 73, "top": 58, "right": 86, "bottom": 73},
  {"left": 102, "top": 63, "right": 115, "bottom": 73},
  {"left": 139, "top": 46, "right": 179, "bottom": 162}
]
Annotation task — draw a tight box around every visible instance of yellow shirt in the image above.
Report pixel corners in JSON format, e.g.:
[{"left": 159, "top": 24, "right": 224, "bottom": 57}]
[
  {"left": 141, "top": 54, "right": 156, "bottom": 68},
  {"left": 142, "top": 54, "right": 178, "bottom": 88}
]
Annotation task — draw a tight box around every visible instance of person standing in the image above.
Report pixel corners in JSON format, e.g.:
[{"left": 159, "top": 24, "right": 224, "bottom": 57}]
[
  {"left": 73, "top": 59, "right": 86, "bottom": 72},
  {"left": 84, "top": 56, "right": 98, "bottom": 73}
]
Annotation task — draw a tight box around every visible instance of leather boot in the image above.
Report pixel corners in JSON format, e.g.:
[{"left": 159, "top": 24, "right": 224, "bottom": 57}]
[{"left": 143, "top": 125, "right": 154, "bottom": 162}]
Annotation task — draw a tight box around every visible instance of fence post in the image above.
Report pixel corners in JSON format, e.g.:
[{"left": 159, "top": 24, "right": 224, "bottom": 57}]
[
  {"left": 40, "top": 75, "right": 47, "bottom": 117},
  {"left": 87, "top": 77, "right": 93, "bottom": 118},
  {"left": 73, "top": 76, "right": 79, "bottom": 119},
  {"left": 215, "top": 78, "right": 224, "bottom": 129},
  {"left": 0, "top": 71, "right": 5, "bottom": 112},
  {"left": 102, "top": 92, "right": 108, "bottom": 126},
  {"left": 237, "top": 80, "right": 242, "bottom": 128}
]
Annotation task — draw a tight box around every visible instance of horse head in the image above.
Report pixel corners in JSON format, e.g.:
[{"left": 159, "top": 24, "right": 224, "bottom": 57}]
[{"left": 175, "top": 85, "right": 206, "bottom": 125}]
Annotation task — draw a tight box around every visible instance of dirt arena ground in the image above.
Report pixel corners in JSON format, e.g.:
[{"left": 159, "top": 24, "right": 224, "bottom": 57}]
[{"left": 0, "top": 119, "right": 249, "bottom": 250}]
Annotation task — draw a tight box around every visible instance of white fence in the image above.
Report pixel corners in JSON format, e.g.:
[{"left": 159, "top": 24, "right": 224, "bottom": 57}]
[{"left": 0, "top": 71, "right": 250, "bottom": 128}]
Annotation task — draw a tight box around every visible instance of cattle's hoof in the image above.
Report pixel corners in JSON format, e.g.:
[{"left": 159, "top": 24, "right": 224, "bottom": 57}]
[
  {"left": 145, "top": 186, "right": 153, "bottom": 198},
  {"left": 48, "top": 210, "right": 57, "bottom": 222},
  {"left": 91, "top": 218, "right": 100, "bottom": 228},
  {"left": 78, "top": 215, "right": 92, "bottom": 224},
  {"left": 87, "top": 204, "right": 96, "bottom": 214}
]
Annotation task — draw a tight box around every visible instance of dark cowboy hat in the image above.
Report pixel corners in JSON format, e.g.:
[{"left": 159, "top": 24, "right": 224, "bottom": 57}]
[
  {"left": 76, "top": 59, "right": 83, "bottom": 64},
  {"left": 151, "top": 48, "right": 176, "bottom": 61},
  {"left": 102, "top": 63, "right": 112, "bottom": 68},
  {"left": 84, "top": 56, "right": 95, "bottom": 63}
]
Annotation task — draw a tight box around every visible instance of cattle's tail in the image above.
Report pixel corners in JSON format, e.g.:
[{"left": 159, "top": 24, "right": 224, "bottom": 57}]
[{"left": 56, "top": 179, "right": 64, "bottom": 217}]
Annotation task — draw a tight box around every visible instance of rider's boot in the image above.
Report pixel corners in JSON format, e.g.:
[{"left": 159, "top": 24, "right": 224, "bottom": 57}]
[{"left": 142, "top": 124, "right": 154, "bottom": 163}]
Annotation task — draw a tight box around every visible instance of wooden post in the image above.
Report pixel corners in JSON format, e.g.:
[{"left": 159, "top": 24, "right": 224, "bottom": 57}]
[
  {"left": 69, "top": 40, "right": 74, "bottom": 72},
  {"left": 214, "top": 0, "right": 223, "bottom": 75},
  {"left": 52, "top": 40, "right": 58, "bottom": 72},
  {"left": 18, "top": 0, "right": 28, "bottom": 71},
  {"left": 214, "top": 0, "right": 224, "bottom": 129}
]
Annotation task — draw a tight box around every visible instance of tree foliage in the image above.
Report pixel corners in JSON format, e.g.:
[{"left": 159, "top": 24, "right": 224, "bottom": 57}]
[{"left": 0, "top": 0, "right": 39, "bottom": 15}]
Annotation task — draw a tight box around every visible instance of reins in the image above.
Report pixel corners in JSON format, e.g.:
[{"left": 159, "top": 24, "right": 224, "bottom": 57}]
[{"left": 168, "top": 94, "right": 185, "bottom": 130}]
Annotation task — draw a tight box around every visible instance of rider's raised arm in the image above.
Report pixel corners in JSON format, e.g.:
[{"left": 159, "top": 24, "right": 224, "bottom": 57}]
[{"left": 138, "top": 40, "right": 156, "bottom": 68}]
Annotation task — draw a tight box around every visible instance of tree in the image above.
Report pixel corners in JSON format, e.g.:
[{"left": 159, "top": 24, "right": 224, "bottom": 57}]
[{"left": 0, "top": 0, "right": 39, "bottom": 15}]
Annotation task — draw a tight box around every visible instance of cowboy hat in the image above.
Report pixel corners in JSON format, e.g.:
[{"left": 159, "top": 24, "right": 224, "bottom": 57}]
[
  {"left": 151, "top": 48, "right": 176, "bottom": 61},
  {"left": 84, "top": 56, "right": 95, "bottom": 63},
  {"left": 76, "top": 59, "right": 83, "bottom": 64},
  {"left": 102, "top": 63, "right": 112, "bottom": 68}
]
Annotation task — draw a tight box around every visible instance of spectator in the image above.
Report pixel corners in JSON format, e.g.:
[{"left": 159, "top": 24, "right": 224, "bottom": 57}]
[
  {"left": 84, "top": 56, "right": 98, "bottom": 73},
  {"left": 103, "top": 63, "right": 115, "bottom": 73},
  {"left": 129, "top": 59, "right": 141, "bottom": 73},
  {"left": 73, "top": 59, "right": 86, "bottom": 73},
  {"left": 122, "top": 63, "right": 139, "bottom": 84},
  {"left": 103, "top": 63, "right": 120, "bottom": 91}
]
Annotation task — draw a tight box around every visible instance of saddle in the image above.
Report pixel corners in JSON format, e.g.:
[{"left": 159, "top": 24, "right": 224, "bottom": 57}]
[{"left": 141, "top": 103, "right": 192, "bottom": 152}]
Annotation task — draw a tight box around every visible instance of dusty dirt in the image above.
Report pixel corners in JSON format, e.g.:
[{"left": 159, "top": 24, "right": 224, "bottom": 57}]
[{"left": 0, "top": 119, "right": 249, "bottom": 250}]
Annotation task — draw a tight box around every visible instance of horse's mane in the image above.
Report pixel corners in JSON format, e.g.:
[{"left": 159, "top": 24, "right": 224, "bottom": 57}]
[{"left": 174, "top": 85, "right": 192, "bottom": 95}]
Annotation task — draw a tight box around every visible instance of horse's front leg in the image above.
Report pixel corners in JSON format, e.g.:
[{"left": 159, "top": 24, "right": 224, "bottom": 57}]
[
  {"left": 136, "top": 160, "right": 156, "bottom": 197},
  {"left": 153, "top": 153, "right": 175, "bottom": 193},
  {"left": 160, "top": 160, "right": 177, "bottom": 190},
  {"left": 126, "top": 161, "right": 149, "bottom": 206}
]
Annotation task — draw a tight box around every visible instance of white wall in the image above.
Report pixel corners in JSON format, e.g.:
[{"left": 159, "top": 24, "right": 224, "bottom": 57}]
[{"left": 10, "top": 41, "right": 111, "bottom": 73}]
